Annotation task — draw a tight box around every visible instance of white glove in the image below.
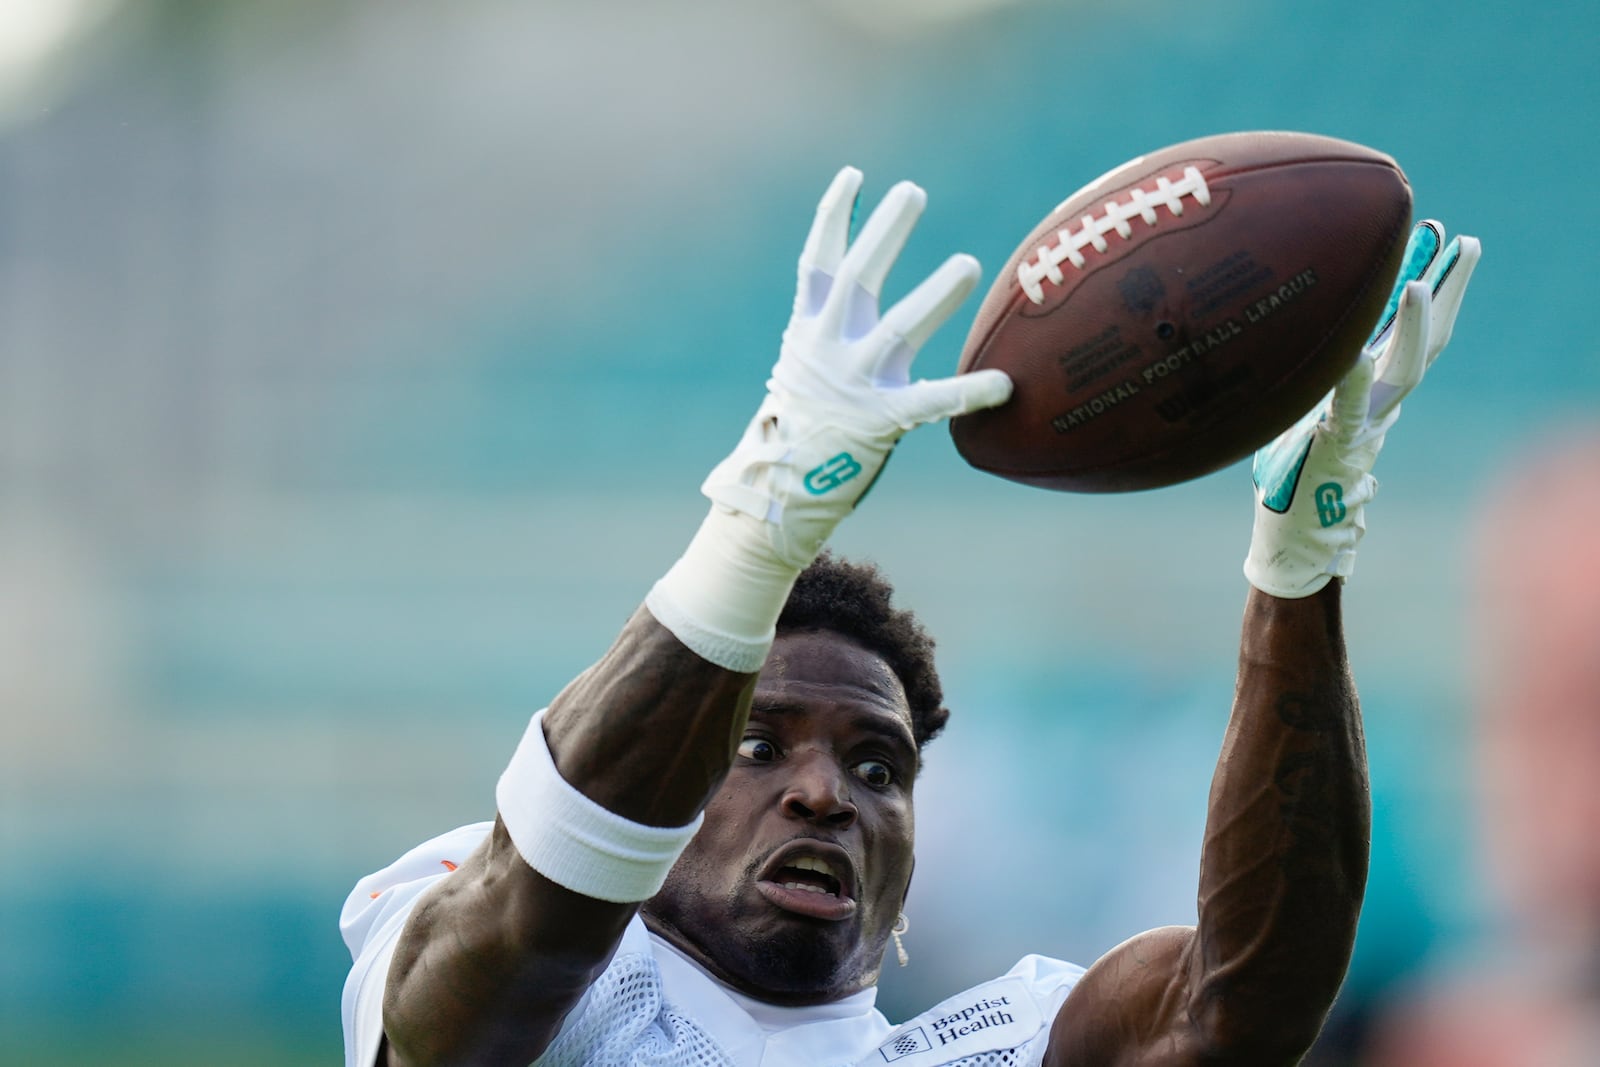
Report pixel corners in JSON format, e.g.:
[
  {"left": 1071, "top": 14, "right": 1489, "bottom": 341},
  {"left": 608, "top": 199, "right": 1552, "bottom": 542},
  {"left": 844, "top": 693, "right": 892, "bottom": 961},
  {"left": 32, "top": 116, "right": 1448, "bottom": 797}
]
[
  {"left": 647, "top": 167, "right": 1012, "bottom": 669},
  {"left": 1244, "top": 221, "right": 1482, "bottom": 598}
]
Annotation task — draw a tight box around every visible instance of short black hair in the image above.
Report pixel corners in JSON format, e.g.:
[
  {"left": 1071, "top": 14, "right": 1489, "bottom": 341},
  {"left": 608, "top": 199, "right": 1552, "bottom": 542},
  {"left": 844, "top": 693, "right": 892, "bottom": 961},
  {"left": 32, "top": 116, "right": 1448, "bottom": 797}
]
[{"left": 776, "top": 551, "right": 950, "bottom": 751}]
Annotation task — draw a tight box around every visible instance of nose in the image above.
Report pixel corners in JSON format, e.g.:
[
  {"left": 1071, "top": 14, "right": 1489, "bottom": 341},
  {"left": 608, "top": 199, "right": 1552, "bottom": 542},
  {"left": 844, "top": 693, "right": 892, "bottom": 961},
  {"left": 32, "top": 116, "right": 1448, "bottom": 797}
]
[{"left": 781, "top": 750, "right": 857, "bottom": 829}]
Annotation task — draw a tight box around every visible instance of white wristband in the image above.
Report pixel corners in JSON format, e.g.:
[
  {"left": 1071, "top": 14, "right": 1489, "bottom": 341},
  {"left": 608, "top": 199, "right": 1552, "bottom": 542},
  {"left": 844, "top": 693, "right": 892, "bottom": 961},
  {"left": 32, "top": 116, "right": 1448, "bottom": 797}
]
[
  {"left": 645, "top": 505, "right": 800, "bottom": 673},
  {"left": 495, "top": 709, "right": 702, "bottom": 904}
]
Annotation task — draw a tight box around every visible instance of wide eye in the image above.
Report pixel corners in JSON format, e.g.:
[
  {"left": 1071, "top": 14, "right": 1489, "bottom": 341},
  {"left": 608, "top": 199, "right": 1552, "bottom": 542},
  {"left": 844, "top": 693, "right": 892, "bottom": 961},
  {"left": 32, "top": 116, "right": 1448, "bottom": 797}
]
[
  {"left": 853, "top": 759, "right": 895, "bottom": 788},
  {"left": 737, "top": 737, "right": 778, "bottom": 763}
]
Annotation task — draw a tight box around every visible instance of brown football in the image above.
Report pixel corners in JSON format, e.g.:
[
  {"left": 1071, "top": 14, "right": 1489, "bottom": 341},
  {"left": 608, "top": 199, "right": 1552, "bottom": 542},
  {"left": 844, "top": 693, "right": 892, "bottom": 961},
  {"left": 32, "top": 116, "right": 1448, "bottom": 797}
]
[{"left": 949, "top": 130, "right": 1412, "bottom": 492}]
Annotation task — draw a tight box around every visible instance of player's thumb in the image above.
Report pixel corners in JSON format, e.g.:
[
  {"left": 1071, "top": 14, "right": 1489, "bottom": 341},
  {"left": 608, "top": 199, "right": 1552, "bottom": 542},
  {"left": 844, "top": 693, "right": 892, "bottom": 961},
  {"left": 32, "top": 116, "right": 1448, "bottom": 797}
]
[
  {"left": 1327, "top": 352, "right": 1376, "bottom": 443},
  {"left": 894, "top": 369, "right": 1012, "bottom": 428}
]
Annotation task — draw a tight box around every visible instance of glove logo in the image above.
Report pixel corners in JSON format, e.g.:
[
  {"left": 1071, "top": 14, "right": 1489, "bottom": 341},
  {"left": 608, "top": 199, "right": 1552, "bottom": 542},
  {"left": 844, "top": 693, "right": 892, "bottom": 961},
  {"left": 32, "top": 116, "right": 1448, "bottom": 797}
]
[
  {"left": 1314, "top": 482, "right": 1346, "bottom": 527},
  {"left": 804, "top": 452, "right": 863, "bottom": 495}
]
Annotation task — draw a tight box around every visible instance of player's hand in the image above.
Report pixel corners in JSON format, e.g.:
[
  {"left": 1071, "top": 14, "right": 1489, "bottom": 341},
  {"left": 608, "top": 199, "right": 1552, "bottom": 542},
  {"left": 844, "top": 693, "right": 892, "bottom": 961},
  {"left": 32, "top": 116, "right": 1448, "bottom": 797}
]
[
  {"left": 1244, "top": 221, "right": 1481, "bottom": 598},
  {"left": 648, "top": 169, "right": 1008, "bottom": 672},
  {"left": 701, "top": 166, "right": 1012, "bottom": 568}
]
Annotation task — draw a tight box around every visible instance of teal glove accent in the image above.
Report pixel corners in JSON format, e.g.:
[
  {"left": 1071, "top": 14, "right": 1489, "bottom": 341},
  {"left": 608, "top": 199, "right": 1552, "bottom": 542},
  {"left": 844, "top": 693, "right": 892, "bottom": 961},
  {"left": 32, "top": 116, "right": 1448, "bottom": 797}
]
[
  {"left": 1244, "top": 220, "right": 1482, "bottom": 598},
  {"left": 1252, "top": 402, "right": 1324, "bottom": 514},
  {"left": 1369, "top": 220, "right": 1443, "bottom": 346}
]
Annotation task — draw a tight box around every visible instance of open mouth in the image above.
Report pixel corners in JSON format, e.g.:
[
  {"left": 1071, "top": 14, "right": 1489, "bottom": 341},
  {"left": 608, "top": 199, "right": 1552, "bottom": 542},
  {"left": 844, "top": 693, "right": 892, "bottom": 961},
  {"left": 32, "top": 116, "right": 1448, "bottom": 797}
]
[
  {"left": 774, "top": 855, "right": 844, "bottom": 897},
  {"left": 755, "top": 843, "right": 858, "bottom": 921}
]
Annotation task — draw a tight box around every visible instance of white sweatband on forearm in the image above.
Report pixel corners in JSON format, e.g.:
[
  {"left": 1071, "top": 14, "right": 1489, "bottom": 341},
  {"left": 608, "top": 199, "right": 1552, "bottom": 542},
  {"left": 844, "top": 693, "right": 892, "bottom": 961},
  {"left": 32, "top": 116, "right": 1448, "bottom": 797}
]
[
  {"left": 495, "top": 708, "right": 702, "bottom": 904},
  {"left": 645, "top": 505, "right": 799, "bottom": 673}
]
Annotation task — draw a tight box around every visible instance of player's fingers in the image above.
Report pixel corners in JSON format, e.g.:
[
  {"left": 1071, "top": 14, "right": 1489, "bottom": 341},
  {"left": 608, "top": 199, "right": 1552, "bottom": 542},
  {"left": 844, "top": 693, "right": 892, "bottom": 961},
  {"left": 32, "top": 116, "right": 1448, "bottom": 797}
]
[
  {"left": 1421, "top": 230, "right": 1471, "bottom": 293},
  {"left": 1328, "top": 348, "right": 1377, "bottom": 442},
  {"left": 1367, "top": 281, "right": 1432, "bottom": 420},
  {"left": 796, "top": 167, "right": 863, "bottom": 315},
  {"left": 831, "top": 181, "right": 926, "bottom": 304},
  {"left": 893, "top": 369, "right": 1013, "bottom": 427},
  {"left": 1366, "top": 220, "right": 1443, "bottom": 350},
  {"left": 1378, "top": 281, "right": 1432, "bottom": 388},
  {"left": 799, "top": 166, "right": 862, "bottom": 275},
  {"left": 1423, "top": 234, "right": 1481, "bottom": 360},
  {"left": 878, "top": 253, "right": 981, "bottom": 354}
]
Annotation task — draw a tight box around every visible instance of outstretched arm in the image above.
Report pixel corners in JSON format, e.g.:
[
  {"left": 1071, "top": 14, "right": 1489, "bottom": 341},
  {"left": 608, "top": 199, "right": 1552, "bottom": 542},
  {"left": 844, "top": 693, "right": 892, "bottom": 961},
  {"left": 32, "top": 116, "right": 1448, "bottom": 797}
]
[
  {"left": 372, "top": 169, "right": 1010, "bottom": 1067},
  {"left": 1046, "top": 582, "right": 1365, "bottom": 1066},
  {"left": 381, "top": 614, "right": 755, "bottom": 1067},
  {"left": 1045, "top": 222, "right": 1481, "bottom": 1066}
]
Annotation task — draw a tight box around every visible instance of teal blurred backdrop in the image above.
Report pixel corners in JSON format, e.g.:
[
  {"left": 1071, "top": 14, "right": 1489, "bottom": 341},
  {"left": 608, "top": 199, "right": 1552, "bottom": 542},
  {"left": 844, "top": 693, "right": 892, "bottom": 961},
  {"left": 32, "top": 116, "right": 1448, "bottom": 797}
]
[{"left": 1, "top": 1, "right": 1596, "bottom": 1063}]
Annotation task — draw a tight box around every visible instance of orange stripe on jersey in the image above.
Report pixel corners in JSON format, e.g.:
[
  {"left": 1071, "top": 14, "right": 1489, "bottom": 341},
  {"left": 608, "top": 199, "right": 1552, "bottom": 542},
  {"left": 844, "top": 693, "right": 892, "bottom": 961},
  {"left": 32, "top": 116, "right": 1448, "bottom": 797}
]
[{"left": 366, "top": 859, "right": 458, "bottom": 899}]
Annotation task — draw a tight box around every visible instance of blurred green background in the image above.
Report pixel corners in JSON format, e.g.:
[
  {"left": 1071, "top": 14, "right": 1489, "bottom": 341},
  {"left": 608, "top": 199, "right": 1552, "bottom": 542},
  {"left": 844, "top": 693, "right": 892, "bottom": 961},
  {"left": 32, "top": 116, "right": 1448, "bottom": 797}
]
[{"left": 1, "top": 0, "right": 1595, "bottom": 1063}]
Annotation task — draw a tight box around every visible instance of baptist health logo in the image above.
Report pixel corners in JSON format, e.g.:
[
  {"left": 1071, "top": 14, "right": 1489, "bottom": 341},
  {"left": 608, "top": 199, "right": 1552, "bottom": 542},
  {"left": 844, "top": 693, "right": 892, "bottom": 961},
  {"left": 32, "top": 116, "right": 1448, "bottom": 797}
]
[
  {"left": 878, "top": 992, "right": 1020, "bottom": 1060},
  {"left": 879, "top": 1027, "right": 932, "bottom": 1062}
]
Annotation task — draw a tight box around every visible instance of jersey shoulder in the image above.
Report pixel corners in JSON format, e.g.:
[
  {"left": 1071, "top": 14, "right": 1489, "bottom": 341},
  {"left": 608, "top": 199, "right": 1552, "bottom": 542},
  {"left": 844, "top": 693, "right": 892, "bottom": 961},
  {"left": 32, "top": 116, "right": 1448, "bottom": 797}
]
[
  {"left": 339, "top": 822, "right": 494, "bottom": 1067},
  {"left": 339, "top": 821, "right": 494, "bottom": 958}
]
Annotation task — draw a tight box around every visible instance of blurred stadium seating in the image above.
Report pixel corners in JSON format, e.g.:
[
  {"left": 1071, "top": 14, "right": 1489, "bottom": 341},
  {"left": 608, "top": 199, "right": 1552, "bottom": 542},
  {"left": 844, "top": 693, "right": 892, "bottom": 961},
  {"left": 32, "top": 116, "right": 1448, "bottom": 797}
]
[{"left": 1, "top": 1, "right": 1594, "bottom": 1062}]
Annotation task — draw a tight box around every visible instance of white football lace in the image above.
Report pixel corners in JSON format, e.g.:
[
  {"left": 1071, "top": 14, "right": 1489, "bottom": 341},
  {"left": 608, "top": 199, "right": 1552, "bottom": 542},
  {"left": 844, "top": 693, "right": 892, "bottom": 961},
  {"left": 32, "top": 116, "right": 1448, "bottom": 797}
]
[{"left": 1016, "top": 165, "right": 1213, "bottom": 305}]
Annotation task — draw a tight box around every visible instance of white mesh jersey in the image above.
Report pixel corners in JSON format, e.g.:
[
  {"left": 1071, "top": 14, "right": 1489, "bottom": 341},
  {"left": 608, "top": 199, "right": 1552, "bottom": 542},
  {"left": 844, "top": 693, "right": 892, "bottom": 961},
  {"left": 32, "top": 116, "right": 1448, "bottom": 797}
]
[{"left": 341, "top": 823, "right": 1085, "bottom": 1067}]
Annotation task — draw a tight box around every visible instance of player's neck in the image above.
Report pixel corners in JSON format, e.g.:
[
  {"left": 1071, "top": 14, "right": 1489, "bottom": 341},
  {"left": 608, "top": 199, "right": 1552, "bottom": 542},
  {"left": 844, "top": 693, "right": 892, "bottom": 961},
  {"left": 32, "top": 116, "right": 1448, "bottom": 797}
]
[{"left": 641, "top": 911, "right": 880, "bottom": 1009}]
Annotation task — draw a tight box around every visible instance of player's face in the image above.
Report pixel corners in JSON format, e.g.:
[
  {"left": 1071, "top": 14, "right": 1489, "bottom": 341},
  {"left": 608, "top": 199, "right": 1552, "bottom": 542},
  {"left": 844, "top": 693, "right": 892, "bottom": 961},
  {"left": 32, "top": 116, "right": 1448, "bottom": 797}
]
[{"left": 642, "top": 629, "right": 918, "bottom": 1004}]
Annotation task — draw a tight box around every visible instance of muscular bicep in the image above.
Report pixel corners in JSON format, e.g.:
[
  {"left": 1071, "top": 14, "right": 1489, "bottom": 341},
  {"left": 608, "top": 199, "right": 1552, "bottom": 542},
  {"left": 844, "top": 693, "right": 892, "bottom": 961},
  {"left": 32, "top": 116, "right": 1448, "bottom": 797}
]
[{"left": 1044, "top": 926, "right": 1211, "bottom": 1067}]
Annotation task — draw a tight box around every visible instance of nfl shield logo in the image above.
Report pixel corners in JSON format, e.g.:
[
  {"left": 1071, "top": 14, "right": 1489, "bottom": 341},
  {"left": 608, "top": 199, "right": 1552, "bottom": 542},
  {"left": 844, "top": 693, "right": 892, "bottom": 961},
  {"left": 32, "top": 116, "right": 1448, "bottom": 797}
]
[{"left": 1118, "top": 266, "right": 1166, "bottom": 314}]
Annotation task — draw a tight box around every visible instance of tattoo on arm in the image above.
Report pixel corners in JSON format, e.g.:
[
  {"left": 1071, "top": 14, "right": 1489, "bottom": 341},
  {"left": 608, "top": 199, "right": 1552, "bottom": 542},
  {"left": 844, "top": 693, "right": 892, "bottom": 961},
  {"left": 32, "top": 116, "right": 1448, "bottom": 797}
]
[{"left": 1273, "top": 687, "right": 1346, "bottom": 871}]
